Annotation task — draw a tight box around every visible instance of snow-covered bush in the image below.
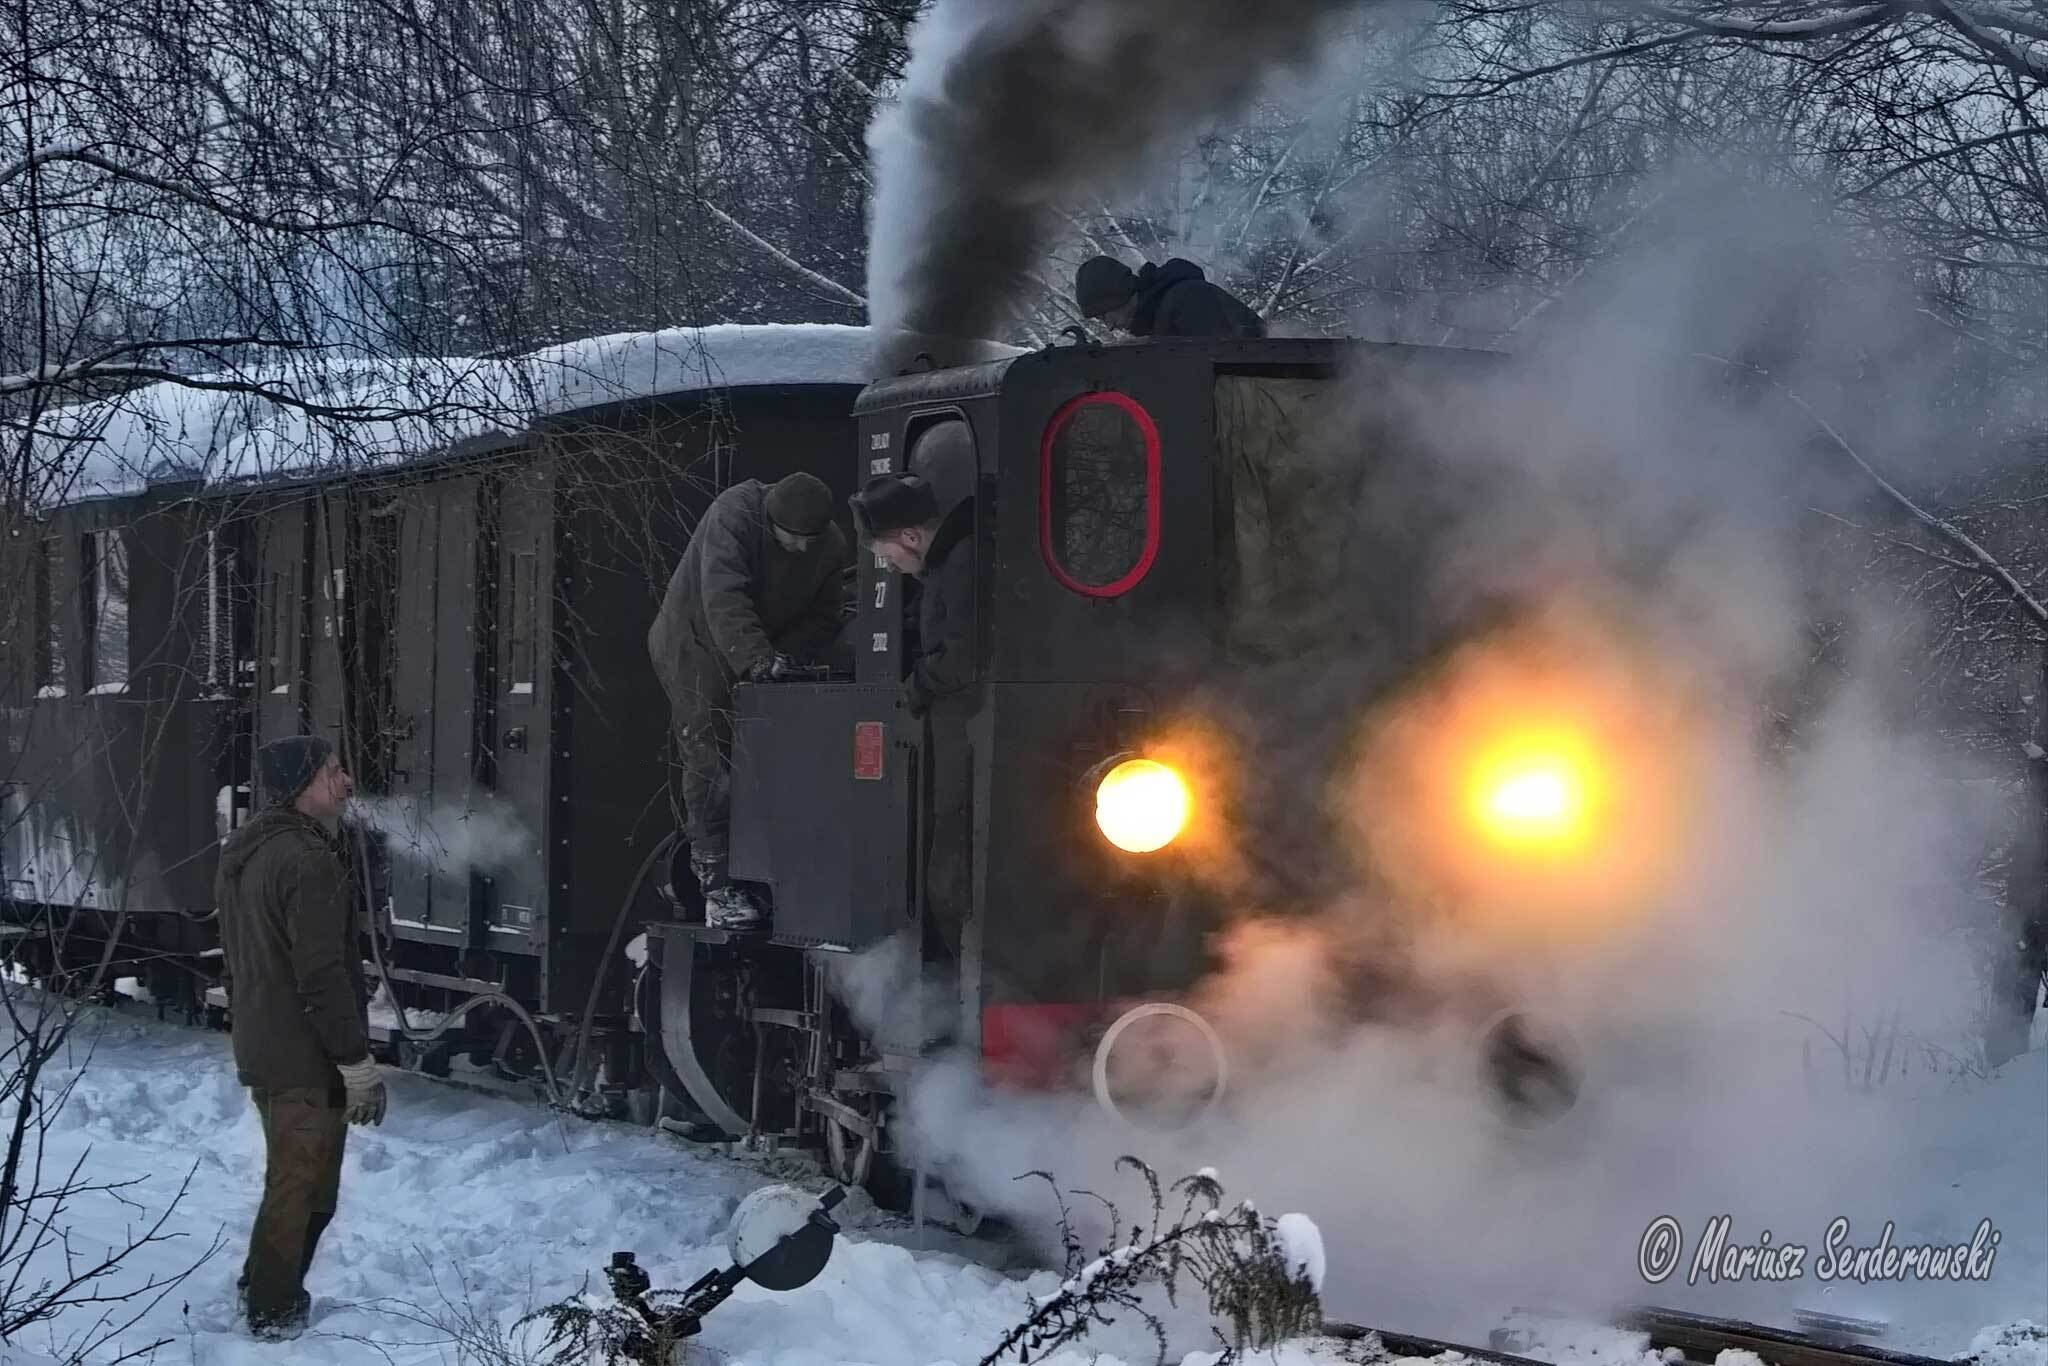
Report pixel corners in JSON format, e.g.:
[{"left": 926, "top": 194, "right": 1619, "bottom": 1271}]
[
  {"left": 980, "top": 1157, "right": 1324, "bottom": 1366},
  {"left": 518, "top": 1286, "right": 688, "bottom": 1366}
]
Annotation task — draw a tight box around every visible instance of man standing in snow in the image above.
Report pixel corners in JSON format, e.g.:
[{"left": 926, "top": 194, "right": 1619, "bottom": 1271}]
[
  {"left": 215, "top": 735, "right": 385, "bottom": 1339},
  {"left": 851, "top": 469, "right": 978, "bottom": 964},
  {"left": 648, "top": 472, "right": 851, "bottom": 929},
  {"left": 1074, "top": 255, "right": 1267, "bottom": 339}
]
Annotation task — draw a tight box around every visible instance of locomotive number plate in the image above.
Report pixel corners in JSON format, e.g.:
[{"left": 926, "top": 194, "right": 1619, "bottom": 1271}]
[{"left": 853, "top": 722, "right": 885, "bottom": 781}]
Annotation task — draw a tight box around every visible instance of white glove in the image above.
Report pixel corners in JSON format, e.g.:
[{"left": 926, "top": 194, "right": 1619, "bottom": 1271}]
[{"left": 336, "top": 1056, "right": 387, "bottom": 1126}]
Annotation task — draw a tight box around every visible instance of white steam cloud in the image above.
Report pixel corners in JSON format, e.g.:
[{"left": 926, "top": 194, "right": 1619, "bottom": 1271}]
[
  {"left": 827, "top": 933, "right": 959, "bottom": 1056},
  {"left": 346, "top": 795, "right": 535, "bottom": 875}
]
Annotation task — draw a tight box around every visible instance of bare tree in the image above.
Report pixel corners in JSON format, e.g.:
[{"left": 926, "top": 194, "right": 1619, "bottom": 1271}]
[{"left": 0, "top": 968, "right": 220, "bottom": 1362}]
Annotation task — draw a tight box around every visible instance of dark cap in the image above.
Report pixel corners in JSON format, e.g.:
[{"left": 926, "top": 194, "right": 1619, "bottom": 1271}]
[
  {"left": 849, "top": 474, "right": 940, "bottom": 544},
  {"left": 257, "top": 735, "right": 334, "bottom": 806},
  {"left": 1075, "top": 256, "right": 1137, "bottom": 318},
  {"left": 764, "top": 472, "right": 834, "bottom": 537}
]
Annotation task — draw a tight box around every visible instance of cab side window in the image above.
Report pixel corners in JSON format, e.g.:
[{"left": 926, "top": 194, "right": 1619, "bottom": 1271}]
[{"left": 1041, "top": 392, "right": 1159, "bottom": 597}]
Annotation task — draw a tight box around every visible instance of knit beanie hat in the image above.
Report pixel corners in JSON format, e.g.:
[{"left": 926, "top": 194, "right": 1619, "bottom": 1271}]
[
  {"left": 257, "top": 735, "right": 333, "bottom": 806},
  {"left": 1075, "top": 256, "right": 1138, "bottom": 318},
  {"left": 764, "top": 472, "right": 834, "bottom": 537}
]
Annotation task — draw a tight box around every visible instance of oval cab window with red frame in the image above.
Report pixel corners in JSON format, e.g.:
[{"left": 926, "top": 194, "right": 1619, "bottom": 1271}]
[{"left": 1040, "top": 392, "right": 1161, "bottom": 597}]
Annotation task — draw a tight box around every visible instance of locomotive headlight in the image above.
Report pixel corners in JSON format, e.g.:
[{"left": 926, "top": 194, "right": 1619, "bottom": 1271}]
[
  {"left": 1094, "top": 758, "right": 1191, "bottom": 854},
  {"left": 1472, "top": 747, "right": 1593, "bottom": 851},
  {"left": 1345, "top": 609, "right": 1702, "bottom": 932}
]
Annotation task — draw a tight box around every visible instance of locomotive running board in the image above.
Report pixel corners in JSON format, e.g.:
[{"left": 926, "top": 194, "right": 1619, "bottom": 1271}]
[
  {"left": 644, "top": 921, "right": 768, "bottom": 947},
  {"left": 642, "top": 920, "right": 815, "bottom": 951}
]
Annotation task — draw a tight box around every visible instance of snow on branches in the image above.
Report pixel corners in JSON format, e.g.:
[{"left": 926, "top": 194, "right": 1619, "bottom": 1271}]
[{"left": 981, "top": 1157, "right": 1325, "bottom": 1366}]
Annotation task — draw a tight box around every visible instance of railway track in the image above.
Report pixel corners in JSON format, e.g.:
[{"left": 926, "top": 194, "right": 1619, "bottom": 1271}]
[
  {"left": 1613, "top": 1307, "right": 1962, "bottom": 1366},
  {"left": 1324, "top": 1307, "right": 1963, "bottom": 1366}
]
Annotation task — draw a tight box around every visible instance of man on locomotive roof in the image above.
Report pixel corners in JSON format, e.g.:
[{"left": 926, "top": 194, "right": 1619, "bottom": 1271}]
[
  {"left": 1074, "top": 254, "right": 1267, "bottom": 339},
  {"left": 851, "top": 469, "right": 978, "bottom": 963},
  {"left": 214, "top": 734, "right": 385, "bottom": 1340},
  {"left": 649, "top": 471, "right": 852, "bottom": 930}
]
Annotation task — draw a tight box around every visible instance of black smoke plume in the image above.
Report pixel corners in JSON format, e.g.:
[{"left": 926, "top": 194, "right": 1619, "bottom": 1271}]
[{"left": 865, "top": 0, "right": 1364, "bottom": 374}]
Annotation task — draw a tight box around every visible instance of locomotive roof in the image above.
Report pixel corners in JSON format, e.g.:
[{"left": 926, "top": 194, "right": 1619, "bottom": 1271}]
[
  {"left": 849, "top": 335, "right": 1501, "bottom": 414},
  {"left": 34, "top": 324, "right": 922, "bottom": 510}
]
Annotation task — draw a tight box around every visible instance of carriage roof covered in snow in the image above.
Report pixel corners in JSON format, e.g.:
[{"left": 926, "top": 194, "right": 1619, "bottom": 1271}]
[{"left": 31, "top": 324, "right": 958, "bottom": 509}]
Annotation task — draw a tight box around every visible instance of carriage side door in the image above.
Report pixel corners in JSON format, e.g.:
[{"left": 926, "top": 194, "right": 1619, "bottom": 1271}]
[
  {"left": 480, "top": 469, "right": 550, "bottom": 953},
  {"left": 384, "top": 478, "right": 477, "bottom": 944}
]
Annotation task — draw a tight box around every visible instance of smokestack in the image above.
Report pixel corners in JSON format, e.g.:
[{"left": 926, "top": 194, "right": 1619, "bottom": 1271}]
[{"left": 864, "top": 0, "right": 1363, "bottom": 375}]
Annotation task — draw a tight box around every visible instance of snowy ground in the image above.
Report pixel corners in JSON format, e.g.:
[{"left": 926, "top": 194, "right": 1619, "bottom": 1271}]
[{"left": 3, "top": 1007, "right": 2043, "bottom": 1366}]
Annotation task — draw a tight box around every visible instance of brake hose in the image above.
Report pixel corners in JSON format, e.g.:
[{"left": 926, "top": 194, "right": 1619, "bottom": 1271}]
[
  {"left": 352, "top": 832, "right": 569, "bottom": 1110},
  {"left": 562, "top": 830, "right": 679, "bottom": 1115}
]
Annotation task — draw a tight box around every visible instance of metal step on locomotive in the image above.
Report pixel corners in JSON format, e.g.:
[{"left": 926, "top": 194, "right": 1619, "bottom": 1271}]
[{"left": 1, "top": 323, "right": 1581, "bottom": 1216}]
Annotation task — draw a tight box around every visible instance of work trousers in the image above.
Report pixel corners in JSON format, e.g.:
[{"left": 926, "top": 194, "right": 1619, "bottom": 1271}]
[
  {"left": 669, "top": 645, "right": 737, "bottom": 872},
  {"left": 241, "top": 1085, "right": 347, "bottom": 1325},
  {"left": 669, "top": 627, "right": 817, "bottom": 879}
]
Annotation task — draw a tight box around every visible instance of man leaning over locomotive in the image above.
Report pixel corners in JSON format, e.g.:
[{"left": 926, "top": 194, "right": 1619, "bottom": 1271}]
[
  {"left": 1074, "top": 254, "right": 1267, "bottom": 339},
  {"left": 215, "top": 735, "right": 386, "bottom": 1340},
  {"left": 648, "top": 472, "right": 852, "bottom": 930},
  {"left": 850, "top": 472, "right": 978, "bottom": 965}
]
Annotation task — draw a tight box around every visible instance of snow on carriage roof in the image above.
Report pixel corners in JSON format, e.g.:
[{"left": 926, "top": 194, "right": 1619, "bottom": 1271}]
[
  {"left": 38, "top": 323, "right": 994, "bottom": 508},
  {"left": 526, "top": 321, "right": 889, "bottom": 401}
]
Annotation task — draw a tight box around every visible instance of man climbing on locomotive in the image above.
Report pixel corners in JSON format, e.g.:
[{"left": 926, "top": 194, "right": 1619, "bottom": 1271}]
[
  {"left": 649, "top": 472, "right": 850, "bottom": 929},
  {"left": 851, "top": 465, "right": 978, "bottom": 965},
  {"left": 1074, "top": 254, "right": 1267, "bottom": 339}
]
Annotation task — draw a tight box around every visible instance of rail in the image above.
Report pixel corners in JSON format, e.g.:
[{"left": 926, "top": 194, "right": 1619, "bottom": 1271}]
[
  {"left": 1323, "top": 1308, "right": 1962, "bottom": 1366},
  {"left": 1616, "top": 1307, "right": 1957, "bottom": 1366}
]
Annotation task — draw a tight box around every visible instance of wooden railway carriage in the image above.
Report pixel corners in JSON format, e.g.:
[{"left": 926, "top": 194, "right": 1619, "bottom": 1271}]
[
  {"left": 2, "top": 327, "right": 874, "bottom": 1092},
  {"left": 1, "top": 486, "right": 230, "bottom": 975}
]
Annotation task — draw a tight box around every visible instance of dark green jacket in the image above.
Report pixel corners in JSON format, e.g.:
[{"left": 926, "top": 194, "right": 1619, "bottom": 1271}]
[
  {"left": 647, "top": 480, "right": 850, "bottom": 707},
  {"left": 908, "top": 497, "right": 978, "bottom": 709},
  {"left": 1129, "top": 258, "right": 1267, "bottom": 339},
  {"left": 215, "top": 806, "right": 369, "bottom": 1089}
]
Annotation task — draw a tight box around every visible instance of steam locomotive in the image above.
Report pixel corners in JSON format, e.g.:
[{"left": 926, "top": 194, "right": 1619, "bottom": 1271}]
[{"left": 1, "top": 325, "right": 1575, "bottom": 1211}]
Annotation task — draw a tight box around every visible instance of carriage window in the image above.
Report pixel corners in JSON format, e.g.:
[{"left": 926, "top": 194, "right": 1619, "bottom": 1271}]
[
  {"left": 83, "top": 530, "right": 128, "bottom": 692},
  {"left": 1040, "top": 392, "right": 1160, "bottom": 597},
  {"left": 3, "top": 543, "right": 33, "bottom": 693},
  {"left": 507, "top": 550, "right": 537, "bottom": 696},
  {"left": 204, "top": 530, "right": 236, "bottom": 691},
  {"left": 35, "top": 539, "right": 64, "bottom": 696},
  {"left": 265, "top": 570, "right": 297, "bottom": 695},
  {"left": 263, "top": 573, "right": 278, "bottom": 691}
]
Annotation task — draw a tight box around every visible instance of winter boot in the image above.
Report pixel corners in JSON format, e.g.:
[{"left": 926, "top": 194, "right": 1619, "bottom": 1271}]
[
  {"left": 247, "top": 1289, "right": 311, "bottom": 1340},
  {"left": 693, "top": 849, "right": 764, "bottom": 930},
  {"left": 690, "top": 849, "right": 728, "bottom": 893},
  {"left": 703, "top": 884, "right": 767, "bottom": 931}
]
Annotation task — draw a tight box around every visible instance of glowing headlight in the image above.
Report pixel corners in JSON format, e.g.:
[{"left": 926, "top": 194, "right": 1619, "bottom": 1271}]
[
  {"left": 1468, "top": 739, "right": 1596, "bottom": 853},
  {"left": 1094, "top": 758, "right": 1190, "bottom": 854}
]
